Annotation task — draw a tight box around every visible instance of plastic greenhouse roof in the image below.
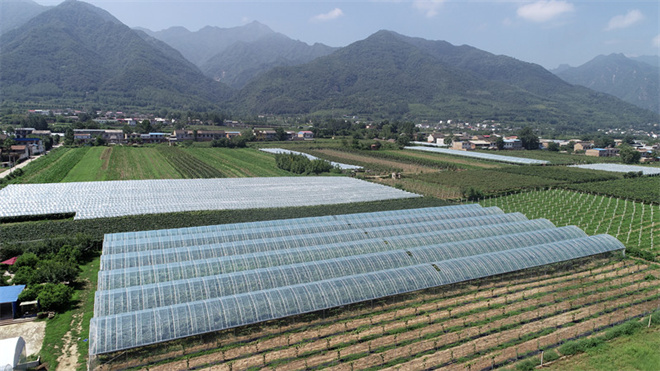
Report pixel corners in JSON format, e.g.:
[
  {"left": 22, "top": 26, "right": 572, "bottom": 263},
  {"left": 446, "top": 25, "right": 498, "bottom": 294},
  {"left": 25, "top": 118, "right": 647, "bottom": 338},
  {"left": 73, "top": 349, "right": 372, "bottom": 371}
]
[
  {"left": 405, "top": 146, "right": 550, "bottom": 165},
  {"left": 260, "top": 148, "right": 362, "bottom": 170},
  {"left": 569, "top": 163, "right": 660, "bottom": 176},
  {"left": 100, "top": 205, "right": 506, "bottom": 257},
  {"left": 90, "top": 206, "right": 624, "bottom": 355},
  {"left": 0, "top": 177, "right": 418, "bottom": 220}
]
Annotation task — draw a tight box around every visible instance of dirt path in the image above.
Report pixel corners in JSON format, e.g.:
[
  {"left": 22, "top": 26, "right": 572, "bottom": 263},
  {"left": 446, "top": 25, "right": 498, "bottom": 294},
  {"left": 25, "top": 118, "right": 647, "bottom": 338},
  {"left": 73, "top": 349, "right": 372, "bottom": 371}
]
[{"left": 57, "top": 311, "right": 83, "bottom": 371}]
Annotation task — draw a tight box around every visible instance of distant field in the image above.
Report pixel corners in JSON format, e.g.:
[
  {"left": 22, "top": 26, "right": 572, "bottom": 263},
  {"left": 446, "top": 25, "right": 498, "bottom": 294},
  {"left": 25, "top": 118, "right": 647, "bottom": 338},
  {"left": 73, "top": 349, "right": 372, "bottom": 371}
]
[
  {"left": 184, "top": 147, "right": 292, "bottom": 177},
  {"left": 4, "top": 145, "right": 291, "bottom": 184}
]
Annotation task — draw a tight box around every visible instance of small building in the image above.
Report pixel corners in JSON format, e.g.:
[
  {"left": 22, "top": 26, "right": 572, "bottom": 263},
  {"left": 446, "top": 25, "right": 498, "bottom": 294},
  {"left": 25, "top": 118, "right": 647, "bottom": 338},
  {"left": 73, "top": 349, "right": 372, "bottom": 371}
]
[
  {"left": 104, "top": 130, "right": 125, "bottom": 144},
  {"left": 14, "top": 138, "right": 44, "bottom": 156},
  {"left": 140, "top": 133, "right": 167, "bottom": 144},
  {"left": 451, "top": 141, "right": 472, "bottom": 151},
  {"left": 470, "top": 140, "right": 491, "bottom": 150},
  {"left": 255, "top": 130, "right": 277, "bottom": 141},
  {"left": 9, "top": 145, "right": 30, "bottom": 162},
  {"left": 503, "top": 139, "right": 522, "bottom": 150},
  {"left": 196, "top": 130, "right": 226, "bottom": 141},
  {"left": 585, "top": 147, "right": 619, "bottom": 157},
  {"left": 298, "top": 131, "right": 314, "bottom": 140},
  {"left": 0, "top": 285, "right": 26, "bottom": 320},
  {"left": 573, "top": 141, "right": 594, "bottom": 152},
  {"left": 427, "top": 133, "right": 443, "bottom": 143},
  {"left": 226, "top": 131, "right": 241, "bottom": 139}
]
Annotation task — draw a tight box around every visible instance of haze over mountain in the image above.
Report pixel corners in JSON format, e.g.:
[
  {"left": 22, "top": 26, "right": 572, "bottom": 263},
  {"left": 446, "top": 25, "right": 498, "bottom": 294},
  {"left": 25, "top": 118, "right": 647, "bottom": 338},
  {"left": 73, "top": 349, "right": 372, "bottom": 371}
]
[
  {"left": 0, "top": 0, "right": 231, "bottom": 109},
  {"left": 553, "top": 54, "right": 660, "bottom": 114},
  {"left": 200, "top": 33, "right": 337, "bottom": 89},
  {"left": 0, "top": 0, "right": 49, "bottom": 35},
  {"left": 1, "top": 0, "right": 657, "bottom": 132},
  {"left": 231, "top": 30, "right": 658, "bottom": 132},
  {"left": 142, "top": 22, "right": 337, "bottom": 89}
]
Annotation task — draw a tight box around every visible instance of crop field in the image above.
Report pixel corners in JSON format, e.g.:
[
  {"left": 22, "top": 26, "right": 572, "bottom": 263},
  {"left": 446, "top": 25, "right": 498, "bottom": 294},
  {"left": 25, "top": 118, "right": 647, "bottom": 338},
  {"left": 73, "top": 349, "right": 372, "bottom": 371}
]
[
  {"left": 183, "top": 148, "right": 292, "bottom": 177},
  {"left": 1, "top": 146, "right": 296, "bottom": 184},
  {"left": 92, "top": 257, "right": 660, "bottom": 370},
  {"left": 480, "top": 189, "right": 660, "bottom": 261}
]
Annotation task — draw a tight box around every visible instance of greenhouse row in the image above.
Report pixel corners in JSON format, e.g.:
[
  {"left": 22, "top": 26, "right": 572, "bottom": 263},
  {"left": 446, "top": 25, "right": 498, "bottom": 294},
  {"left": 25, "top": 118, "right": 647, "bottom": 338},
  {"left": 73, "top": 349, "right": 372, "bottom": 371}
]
[
  {"left": 90, "top": 205, "right": 625, "bottom": 355},
  {"left": 100, "top": 205, "right": 510, "bottom": 261},
  {"left": 0, "top": 177, "right": 418, "bottom": 220},
  {"left": 260, "top": 148, "right": 363, "bottom": 170},
  {"left": 98, "top": 219, "right": 554, "bottom": 290},
  {"left": 570, "top": 163, "right": 660, "bottom": 176},
  {"left": 405, "top": 146, "right": 550, "bottom": 165}
]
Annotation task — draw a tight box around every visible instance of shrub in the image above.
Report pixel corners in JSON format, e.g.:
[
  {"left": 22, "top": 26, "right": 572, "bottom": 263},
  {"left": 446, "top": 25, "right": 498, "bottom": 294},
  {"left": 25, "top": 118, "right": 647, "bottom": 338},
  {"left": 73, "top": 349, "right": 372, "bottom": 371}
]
[
  {"left": 11, "top": 252, "right": 39, "bottom": 272},
  {"left": 37, "top": 283, "right": 73, "bottom": 311}
]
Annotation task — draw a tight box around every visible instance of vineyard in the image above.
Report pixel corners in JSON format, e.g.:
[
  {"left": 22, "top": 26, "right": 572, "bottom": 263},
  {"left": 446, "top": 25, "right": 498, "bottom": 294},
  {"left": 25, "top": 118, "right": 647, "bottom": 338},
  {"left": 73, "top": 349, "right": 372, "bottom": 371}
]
[
  {"left": 480, "top": 189, "right": 660, "bottom": 261},
  {"left": 92, "top": 257, "right": 660, "bottom": 370}
]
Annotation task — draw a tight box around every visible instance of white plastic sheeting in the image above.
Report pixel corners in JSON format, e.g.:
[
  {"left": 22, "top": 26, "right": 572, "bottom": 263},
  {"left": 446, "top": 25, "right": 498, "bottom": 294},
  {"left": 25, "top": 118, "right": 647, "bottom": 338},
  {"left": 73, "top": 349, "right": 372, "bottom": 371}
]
[
  {"left": 405, "top": 146, "right": 550, "bottom": 165},
  {"left": 569, "top": 163, "right": 660, "bottom": 176},
  {"left": 0, "top": 177, "right": 418, "bottom": 220},
  {"left": 260, "top": 148, "right": 362, "bottom": 170}
]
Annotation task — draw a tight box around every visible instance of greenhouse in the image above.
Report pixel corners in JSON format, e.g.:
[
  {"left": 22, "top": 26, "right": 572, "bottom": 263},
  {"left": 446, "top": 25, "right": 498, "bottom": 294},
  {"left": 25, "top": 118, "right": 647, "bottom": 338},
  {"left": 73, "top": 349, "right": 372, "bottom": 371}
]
[
  {"left": 0, "top": 177, "right": 418, "bottom": 220},
  {"left": 260, "top": 148, "right": 362, "bottom": 170},
  {"left": 405, "top": 146, "right": 550, "bottom": 165},
  {"left": 569, "top": 163, "right": 660, "bottom": 176},
  {"left": 90, "top": 205, "right": 625, "bottom": 355}
]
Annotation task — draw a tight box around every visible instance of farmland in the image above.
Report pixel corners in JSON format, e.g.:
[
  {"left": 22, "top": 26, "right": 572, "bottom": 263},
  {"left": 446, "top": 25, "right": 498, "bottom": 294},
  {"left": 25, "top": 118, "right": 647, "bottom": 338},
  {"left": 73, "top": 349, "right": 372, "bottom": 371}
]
[
  {"left": 1, "top": 145, "right": 292, "bottom": 185},
  {"left": 93, "top": 257, "right": 660, "bottom": 370},
  {"left": 1, "top": 142, "right": 659, "bottom": 370}
]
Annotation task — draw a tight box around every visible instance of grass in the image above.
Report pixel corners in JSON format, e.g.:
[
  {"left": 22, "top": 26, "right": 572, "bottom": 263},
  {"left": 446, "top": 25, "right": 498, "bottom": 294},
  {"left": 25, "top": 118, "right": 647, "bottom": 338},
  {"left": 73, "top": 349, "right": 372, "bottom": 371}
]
[
  {"left": 546, "top": 327, "right": 660, "bottom": 371},
  {"left": 39, "top": 255, "right": 100, "bottom": 370}
]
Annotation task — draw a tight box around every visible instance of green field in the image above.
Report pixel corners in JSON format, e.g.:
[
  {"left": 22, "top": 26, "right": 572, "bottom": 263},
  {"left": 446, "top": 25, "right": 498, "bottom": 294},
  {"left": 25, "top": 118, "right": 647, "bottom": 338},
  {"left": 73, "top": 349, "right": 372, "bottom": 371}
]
[{"left": 2, "top": 145, "right": 294, "bottom": 184}]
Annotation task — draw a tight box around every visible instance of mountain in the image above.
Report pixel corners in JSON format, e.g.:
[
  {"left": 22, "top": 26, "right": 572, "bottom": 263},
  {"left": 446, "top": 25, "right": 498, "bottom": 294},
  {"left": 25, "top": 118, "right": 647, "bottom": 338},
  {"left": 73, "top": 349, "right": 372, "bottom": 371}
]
[
  {"left": 0, "top": 0, "right": 232, "bottom": 109},
  {"left": 200, "top": 33, "right": 337, "bottom": 89},
  {"left": 143, "top": 22, "right": 336, "bottom": 88},
  {"left": 630, "top": 55, "right": 659, "bottom": 68},
  {"left": 553, "top": 53, "right": 660, "bottom": 113},
  {"left": 141, "top": 22, "right": 275, "bottom": 67},
  {"left": 0, "top": 0, "right": 49, "bottom": 35},
  {"left": 232, "top": 30, "right": 658, "bottom": 131}
]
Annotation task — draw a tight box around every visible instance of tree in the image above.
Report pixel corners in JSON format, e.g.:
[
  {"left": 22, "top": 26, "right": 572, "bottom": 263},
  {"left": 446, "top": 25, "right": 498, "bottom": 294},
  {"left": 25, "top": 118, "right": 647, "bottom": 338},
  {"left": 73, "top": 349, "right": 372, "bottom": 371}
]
[
  {"left": 275, "top": 127, "right": 288, "bottom": 141},
  {"left": 619, "top": 145, "right": 641, "bottom": 164},
  {"left": 64, "top": 127, "right": 74, "bottom": 146},
  {"left": 444, "top": 135, "right": 454, "bottom": 146},
  {"left": 547, "top": 142, "right": 560, "bottom": 152},
  {"left": 397, "top": 134, "right": 411, "bottom": 148},
  {"left": 94, "top": 135, "right": 106, "bottom": 147},
  {"left": 494, "top": 137, "right": 504, "bottom": 150},
  {"left": 518, "top": 127, "right": 539, "bottom": 150},
  {"left": 137, "top": 119, "right": 153, "bottom": 134}
]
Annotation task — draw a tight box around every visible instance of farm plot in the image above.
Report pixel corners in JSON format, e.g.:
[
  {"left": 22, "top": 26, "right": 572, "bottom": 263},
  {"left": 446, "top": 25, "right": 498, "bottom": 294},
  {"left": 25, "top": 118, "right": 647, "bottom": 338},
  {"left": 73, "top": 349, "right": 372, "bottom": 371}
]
[
  {"left": 3, "top": 146, "right": 89, "bottom": 185},
  {"left": 480, "top": 189, "right": 660, "bottom": 261},
  {"left": 92, "top": 258, "right": 659, "bottom": 370},
  {"left": 184, "top": 148, "right": 292, "bottom": 177}
]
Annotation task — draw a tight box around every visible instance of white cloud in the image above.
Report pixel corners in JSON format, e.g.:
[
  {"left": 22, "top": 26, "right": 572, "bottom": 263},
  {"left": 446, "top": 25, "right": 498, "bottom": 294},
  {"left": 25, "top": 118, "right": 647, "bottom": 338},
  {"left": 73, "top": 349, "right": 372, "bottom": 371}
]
[
  {"left": 653, "top": 34, "right": 660, "bottom": 48},
  {"left": 310, "top": 8, "right": 344, "bottom": 22},
  {"left": 413, "top": 0, "right": 446, "bottom": 18},
  {"left": 517, "top": 1, "right": 574, "bottom": 23},
  {"left": 605, "top": 10, "right": 644, "bottom": 31}
]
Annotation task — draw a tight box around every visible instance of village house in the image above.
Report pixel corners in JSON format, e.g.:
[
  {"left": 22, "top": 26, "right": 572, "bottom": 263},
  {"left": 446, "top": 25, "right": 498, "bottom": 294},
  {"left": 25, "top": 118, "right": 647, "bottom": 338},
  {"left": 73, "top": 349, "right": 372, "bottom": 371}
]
[
  {"left": 14, "top": 138, "right": 44, "bottom": 156},
  {"left": 503, "top": 139, "right": 523, "bottom": 150},
  {"left": 297, "top": 131, "right": 314, "bottom": 140},
  {"left": 585, "top": 147, "right": 620, "bottom": 157},
  {"left": 573, "top": 141, "right": 594, "bottom": 152}
]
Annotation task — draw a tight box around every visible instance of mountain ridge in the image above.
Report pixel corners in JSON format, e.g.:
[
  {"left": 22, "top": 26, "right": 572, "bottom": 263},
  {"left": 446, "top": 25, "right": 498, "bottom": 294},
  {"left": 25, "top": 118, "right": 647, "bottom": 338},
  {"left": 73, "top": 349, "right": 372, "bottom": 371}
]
[
  {"left": 553, "top": 53, "right": 660, "bottom": 113},
  {"left": 0, "top": 0, "right": 232, "bottom": 109}
]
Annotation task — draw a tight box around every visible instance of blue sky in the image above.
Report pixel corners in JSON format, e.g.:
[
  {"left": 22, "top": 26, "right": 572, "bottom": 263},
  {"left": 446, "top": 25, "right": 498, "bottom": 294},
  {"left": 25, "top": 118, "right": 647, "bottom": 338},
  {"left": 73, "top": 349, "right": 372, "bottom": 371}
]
[{"left": 36, "top": 0, "right": 659, "bottom": 69}]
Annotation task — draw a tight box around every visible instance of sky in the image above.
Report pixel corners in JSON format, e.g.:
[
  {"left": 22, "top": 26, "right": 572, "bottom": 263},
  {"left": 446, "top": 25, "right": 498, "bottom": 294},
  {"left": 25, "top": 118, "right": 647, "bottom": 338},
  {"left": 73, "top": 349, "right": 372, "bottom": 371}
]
[{"left": 34, "top": 0, "right": 659, "bottom": 69}]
